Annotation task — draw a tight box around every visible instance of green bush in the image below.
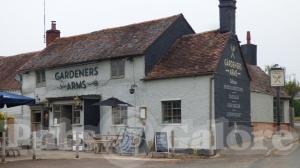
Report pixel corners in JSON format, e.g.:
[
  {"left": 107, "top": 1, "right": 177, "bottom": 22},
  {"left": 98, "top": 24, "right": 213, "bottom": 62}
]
[{"left": 293, "top": 100, "right": 300, "bottom": 117}]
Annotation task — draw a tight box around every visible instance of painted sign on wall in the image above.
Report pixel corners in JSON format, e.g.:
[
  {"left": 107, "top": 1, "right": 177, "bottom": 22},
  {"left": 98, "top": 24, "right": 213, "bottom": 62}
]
[
  {"left": 214, "top": 37, "right": 251, "bottom": 148},
  {"left": 54, "top": 66, "right": 99, "bottom": 90}
]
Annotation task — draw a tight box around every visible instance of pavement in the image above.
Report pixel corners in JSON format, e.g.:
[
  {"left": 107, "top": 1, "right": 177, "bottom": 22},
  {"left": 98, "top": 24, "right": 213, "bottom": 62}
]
[
  {"left": 1, "top": 123, "right": 300, "bottom": 167},
  {"left": 1, "top": 144, "right": 300, "bottom": 168}
]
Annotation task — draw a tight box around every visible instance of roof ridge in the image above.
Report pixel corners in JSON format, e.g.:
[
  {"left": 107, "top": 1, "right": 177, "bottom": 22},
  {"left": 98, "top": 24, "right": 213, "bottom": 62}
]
[
  {"left": 4, "top": 51, "right": 40, "bottom": 58},
  {"left": 179, "top": 30, "right": 231, "bottom": 41},
  {"left": 57, "top": 14, "right": 182, "bottom": 41}
]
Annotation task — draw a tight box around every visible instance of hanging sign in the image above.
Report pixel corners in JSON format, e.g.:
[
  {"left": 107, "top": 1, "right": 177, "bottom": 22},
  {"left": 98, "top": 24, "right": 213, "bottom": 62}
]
[{"left": 270, "top": 68, "right": 285, "bottom": 87}]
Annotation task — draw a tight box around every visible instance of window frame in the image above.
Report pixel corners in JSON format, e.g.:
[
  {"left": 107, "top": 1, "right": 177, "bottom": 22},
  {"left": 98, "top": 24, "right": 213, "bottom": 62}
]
[
  {"left": 53, "top": 105, "right": 61, "bottom": 126},
  {"left": 162, "top": 100, "right": 182, "bottom": 124},
  {"left": 36, "top": 70, "right": 46, "bottom": 87},
  {"left": 111, "top": 59, "right": 125, "bottom": 79},
  {"left": 31, "top": 110, "right": 42, "bottom": 124},
  {"left": 72, "top": 105, "right": 81, "bottom": 125},
  {"left": 112, "top": 105, "right": 128, "bottom": 126}
]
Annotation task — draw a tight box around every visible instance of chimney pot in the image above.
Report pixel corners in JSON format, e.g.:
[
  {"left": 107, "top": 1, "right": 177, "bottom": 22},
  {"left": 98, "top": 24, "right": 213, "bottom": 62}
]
[
  {"left": 46, "top": 21, "right": 60, "bottom": 46},
  {"left": 51, "top": 21, "right": 57, "bottom": 30},
  {"left": 247, "top": 31, "right": 251, "bottom": 44},
  {"left": 241, "top": 31, "right": 257, "bottom": 65}
]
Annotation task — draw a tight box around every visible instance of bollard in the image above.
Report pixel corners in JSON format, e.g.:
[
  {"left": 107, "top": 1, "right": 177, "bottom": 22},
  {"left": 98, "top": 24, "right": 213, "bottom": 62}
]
[
  {"left": 171, "top": 130, "right": 175, "bottom": 157},
  {"left": 1, "top": 131, "right": 6, "bottom": 163},
  {"left": 75, "top": 132, "right": 79, "bottom": 158},
  {"left": 32, "top": 131, "right": 37, "bottom": 160}
]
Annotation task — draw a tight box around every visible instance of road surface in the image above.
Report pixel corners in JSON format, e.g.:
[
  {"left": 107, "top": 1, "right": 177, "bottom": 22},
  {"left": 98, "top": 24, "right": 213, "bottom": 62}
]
[{"left": 1, "top": 143, "right": 300, "bottom": 168}]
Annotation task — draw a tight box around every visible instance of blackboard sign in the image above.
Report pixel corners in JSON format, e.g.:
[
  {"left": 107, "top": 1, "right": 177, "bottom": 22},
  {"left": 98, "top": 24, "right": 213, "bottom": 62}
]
[
  {"left": 120, "top": 130, "right": 135, "bottom": 154},
  {"left": 155, "top": 132, "right": 169, "bottom": 153}
]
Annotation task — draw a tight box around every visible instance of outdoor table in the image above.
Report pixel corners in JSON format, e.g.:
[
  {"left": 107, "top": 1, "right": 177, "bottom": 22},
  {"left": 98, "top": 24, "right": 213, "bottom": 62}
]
[{"left": 93, "top": 139, "right": 113, "bottom": 153}]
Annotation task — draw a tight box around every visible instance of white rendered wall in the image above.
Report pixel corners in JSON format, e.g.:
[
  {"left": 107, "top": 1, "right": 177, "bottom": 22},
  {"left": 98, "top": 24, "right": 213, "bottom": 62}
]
[
  {"left": 22, "top": 56, "right": 212, "bottom": 150},
  {"left": 283, "top": 100, "right": 290, "bottom": 123},
  {"left": 251, "top": 92, "right": 274, "bottom": 123}
]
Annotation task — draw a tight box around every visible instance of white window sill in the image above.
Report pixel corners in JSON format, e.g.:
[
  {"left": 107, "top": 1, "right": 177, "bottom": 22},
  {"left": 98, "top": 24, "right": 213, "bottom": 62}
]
[
  {"left": 161, "top": 123, "right": 182, "bottom": 126},
  {"left": 72, "top": 124, "right": 83, "bottom": 127},
  {"left": 111, "top": 76, "right": 125, "bottom": 80},
  {"left": 112, "top": 125, "right": 128, "bottom": 127}
]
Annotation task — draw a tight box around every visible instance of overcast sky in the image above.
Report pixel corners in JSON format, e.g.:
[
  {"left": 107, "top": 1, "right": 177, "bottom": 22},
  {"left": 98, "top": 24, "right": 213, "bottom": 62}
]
[{"left": 1, "top": 0, "right": 299, "bottom": 79}]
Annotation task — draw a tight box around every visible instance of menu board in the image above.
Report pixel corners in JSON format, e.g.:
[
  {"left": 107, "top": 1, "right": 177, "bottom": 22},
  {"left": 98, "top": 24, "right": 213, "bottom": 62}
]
[
  {"left": 155, "top": 132, "right": 169, "bottom": 153},
  {"left": 120, "top": 130, "right": 135, "bottom": 154}
]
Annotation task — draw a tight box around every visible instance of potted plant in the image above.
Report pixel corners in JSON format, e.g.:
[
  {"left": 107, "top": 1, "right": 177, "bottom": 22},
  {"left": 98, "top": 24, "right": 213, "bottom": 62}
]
[{"left": 0, "top": 112, "right": 7, "bottom": 133}]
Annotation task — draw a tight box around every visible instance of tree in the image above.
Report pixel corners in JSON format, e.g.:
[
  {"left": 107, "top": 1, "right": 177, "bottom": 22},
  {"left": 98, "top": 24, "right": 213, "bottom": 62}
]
[
  {"left": 264, "top": 64, "right": 279, "bottom": 75},
  {"left": 284, "top": 79, "right": 300, "bottom": 107},
  {"left": 293, "top": 100, "right": 300, "bottom": 117}
]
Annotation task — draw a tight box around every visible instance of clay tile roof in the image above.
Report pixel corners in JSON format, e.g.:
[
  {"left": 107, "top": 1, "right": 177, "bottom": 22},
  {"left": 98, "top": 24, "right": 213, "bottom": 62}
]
[
  {"left": 272, "top": 88, "right": 290, "bottom": 99},
  {"left": 145, "top": 30, "right": 231, "bottom": 80},
  {"left": 247, "top": 64, "right": 273, "bottom": 95},
  {"left": 19, "top": 14, "right": 182, "bottom": 72},
  {"left": 0, "top": 52, "right": 39, "bottom": 90}
]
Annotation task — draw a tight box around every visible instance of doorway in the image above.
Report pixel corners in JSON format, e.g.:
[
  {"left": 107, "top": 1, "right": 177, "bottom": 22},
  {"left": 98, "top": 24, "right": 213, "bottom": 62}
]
[{"left": 59, "top": 105, "right": 73, "bottom": 150}]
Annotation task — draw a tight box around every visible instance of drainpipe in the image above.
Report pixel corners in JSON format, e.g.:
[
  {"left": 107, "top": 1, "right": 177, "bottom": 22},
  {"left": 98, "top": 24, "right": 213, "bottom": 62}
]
[
  {"left": 208, "top": 76, "right": 215, "bottom": 156},
  {"left": 16, "top": 74, "right": 24, "bottom": 118}
]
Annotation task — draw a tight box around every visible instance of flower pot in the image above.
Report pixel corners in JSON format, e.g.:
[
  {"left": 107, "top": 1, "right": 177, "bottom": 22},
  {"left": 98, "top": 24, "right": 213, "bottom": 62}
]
[{"left": 0, "top": 120, "right": 5, "bottom": 132}]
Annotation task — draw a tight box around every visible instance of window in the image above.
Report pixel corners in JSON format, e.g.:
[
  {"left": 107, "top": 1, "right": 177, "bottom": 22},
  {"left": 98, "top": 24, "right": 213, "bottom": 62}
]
[
  {"left": 32, "top": 110, "right": 41, "bottom": 124},
  {"left": 53, "top": 105, "right": 61, "bottom": 125},
  {"left": 162, "top": 100, "right": 181, "bottom": 124},
  {"left": 112, "top": 105, "right": 128, "bottom": 125},
  {"left": 111, "top": 59, "right": 125, "bottom": 79},
  {"left": 73, "top": 106, "right": 81, "bottom": 125},
  {"left": 36, "top": 70, "right": 46, "bottom": 87}
]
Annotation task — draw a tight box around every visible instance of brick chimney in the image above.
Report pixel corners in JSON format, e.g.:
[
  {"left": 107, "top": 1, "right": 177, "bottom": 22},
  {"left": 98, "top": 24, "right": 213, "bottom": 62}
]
[
  {"left": 219, "top": 0, "right": 236, "bottom": 34},
  {"left": 241, "top": 31, "right": 257, "bottom": 65},
  {"left": 46, "top": 21, "right": 60, "bottom": 46}
]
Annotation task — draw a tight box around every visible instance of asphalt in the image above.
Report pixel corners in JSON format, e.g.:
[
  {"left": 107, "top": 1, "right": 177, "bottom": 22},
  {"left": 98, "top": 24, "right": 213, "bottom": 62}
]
[
  {"left": 1, "top": 144, "right": 299, "bottom": 168},
  {"left": 1, "top": 123, "right": 300, "bottom": 168}
]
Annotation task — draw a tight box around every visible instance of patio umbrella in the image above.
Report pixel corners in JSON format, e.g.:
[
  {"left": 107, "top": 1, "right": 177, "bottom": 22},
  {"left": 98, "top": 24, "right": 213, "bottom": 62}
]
[
  {"left": 0, "top": 91, "right": 35, "bottom": 108},
  {"left": 93, "top": 97, "right": 133, "bottom": 107}
]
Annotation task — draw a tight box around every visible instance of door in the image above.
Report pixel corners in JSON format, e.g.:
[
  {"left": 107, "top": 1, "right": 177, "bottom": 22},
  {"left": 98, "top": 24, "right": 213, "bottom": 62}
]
[
  {"left": 84, "top": 99, "right": 100, "bottom": 134},
  {"left": 59, "top": 105, "right": 73, "bottom": 150}
]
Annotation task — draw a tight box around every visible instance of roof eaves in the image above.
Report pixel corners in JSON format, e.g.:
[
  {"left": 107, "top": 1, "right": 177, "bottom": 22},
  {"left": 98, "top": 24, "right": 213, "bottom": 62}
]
[{"left": 143, "top": 71, "right": 215, "bottom": 81}]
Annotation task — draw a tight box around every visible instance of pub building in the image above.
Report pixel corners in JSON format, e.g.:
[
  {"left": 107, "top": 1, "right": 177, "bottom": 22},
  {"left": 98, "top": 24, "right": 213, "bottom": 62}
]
[
  {"left": 243, "top": 32, "right": 291, "bottom": 138},
  {"left": 17, "top": 0, "right": 253, "bottom": 154}
]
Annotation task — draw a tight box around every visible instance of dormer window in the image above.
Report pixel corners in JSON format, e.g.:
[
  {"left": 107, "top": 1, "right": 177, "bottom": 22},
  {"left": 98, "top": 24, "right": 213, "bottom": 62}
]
[
  {"left": 36, "top": 70, "right": 46, "bottom": 87},
  {"left": 111, "top": 59, "right": 125, "bottom": 79}
]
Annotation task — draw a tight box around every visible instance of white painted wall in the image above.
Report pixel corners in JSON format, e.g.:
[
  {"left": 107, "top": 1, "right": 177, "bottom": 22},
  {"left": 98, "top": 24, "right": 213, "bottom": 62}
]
[
  {"left": 141, "top": 76, "right": 211, "bottom": 150},
  {"left": 283, "top": 99, "right": 290, "bottom": 123},
  {"left": 251, "top": 92, "right": 274, "bottom": 123},
  {"left": 21, "top": 55, "right": 213, "bottom": 150},
  {"left": 251, "top": 91, "right": 290, "bottom": 124}
]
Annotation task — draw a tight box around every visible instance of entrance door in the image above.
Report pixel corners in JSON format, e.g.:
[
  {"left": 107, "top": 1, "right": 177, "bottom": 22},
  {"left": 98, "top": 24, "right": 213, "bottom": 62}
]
[
  {"left": 84, "top": 99, "right": 100, "bottom": 134},
  {"left": 61, "top": 105, "right": 72, "bottom": 131},
  {"left": 59, "top": 105, "right": 73, "bottom": 150}
]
